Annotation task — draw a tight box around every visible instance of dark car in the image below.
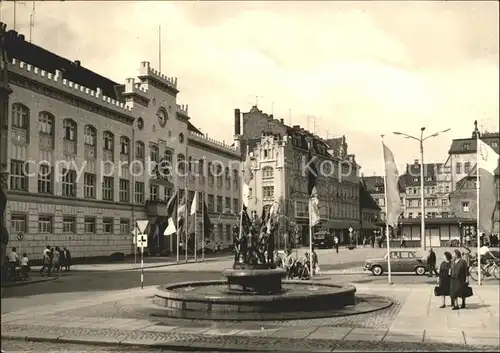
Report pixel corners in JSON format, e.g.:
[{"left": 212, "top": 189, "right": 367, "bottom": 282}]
[{"left": 313, "top": 231, "right": 333, "bottom": 249}]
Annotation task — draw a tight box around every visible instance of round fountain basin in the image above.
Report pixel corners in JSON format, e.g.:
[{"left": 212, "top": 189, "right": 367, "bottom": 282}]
[
  {"left": 222, "top": 268, "right": 286, "bottom": 294},
  {"left": 153, "top": 280, "right": 376, "bottom": 320}
]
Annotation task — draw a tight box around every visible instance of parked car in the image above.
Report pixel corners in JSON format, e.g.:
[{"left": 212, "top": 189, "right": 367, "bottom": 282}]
[{"left": 363, "top": 250, "right": 428, "bottom": 276}]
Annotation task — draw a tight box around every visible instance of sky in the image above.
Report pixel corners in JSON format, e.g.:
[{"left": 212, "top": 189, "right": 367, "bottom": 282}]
[{"left": 2, "top": 1, "right": 499, "bottom": 175}]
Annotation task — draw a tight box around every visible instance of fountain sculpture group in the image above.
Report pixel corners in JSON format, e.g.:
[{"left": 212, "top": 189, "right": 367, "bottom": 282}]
[{"left": 153, "top": 212, "right": 392, "bottom": 320}]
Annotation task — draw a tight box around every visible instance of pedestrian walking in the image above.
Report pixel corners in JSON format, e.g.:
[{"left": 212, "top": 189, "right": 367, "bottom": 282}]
[
  {"left": 427, "top": 248, "right": 438, "bottom": 277},
  {"left": 333, "top": 236, "right": 339, "bottom": 254},
  {"left": 450, "top": 249, "right": 470, "bottom": 310},
  {"left": 436, "top": 251, "right": 452, "bottom": 308},
  {"left": 41, "top": 246, "right": 52, "bottom": 277},
  {"left": 400, "top": 235, "right": 407, "bottom": 248},
  {"left": 311, "top": 246, "right": 319, "bottom": 275},
  {"left": 20, "top": 253, "right": 29, "bottom": 280},
  {"left": 52, "top": 247, "right": 61, "bottom": 275},
  {"left": 63, "top": 247, "right": 72, "bottom": 271},
  {"left": 7, "top": 247, "right": 19, "bottom": 280}
]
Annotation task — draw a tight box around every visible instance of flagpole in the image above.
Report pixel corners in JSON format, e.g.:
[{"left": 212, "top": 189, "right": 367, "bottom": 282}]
[
  {"left": 194, "top": 191, "right": 197, "bottom": 262},
  {"left": 309, "top": 198, "right": 314, "bottom": 278},
  {"left": 176, "top": 186, "right": 180, "bottom": 264},
  {"left": 202, "top": 170, "right": 207, "bottom": 261},
  {"left": 476, "top": 134, "right": 481, "bottom": 286},
  {"left": 381, "top": 135, "right": 393, "bottom": 285}
]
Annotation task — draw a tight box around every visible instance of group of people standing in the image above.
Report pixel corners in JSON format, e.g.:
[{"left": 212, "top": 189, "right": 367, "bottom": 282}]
[
  {"left": 279, "top": 247, "right": 319, "bottom": 279},
  {"left": 39, "top": 245, "right": 72, "bottom": 277},
  {"left": 433, "top": 249, "right": 472, "bottom": 310}
]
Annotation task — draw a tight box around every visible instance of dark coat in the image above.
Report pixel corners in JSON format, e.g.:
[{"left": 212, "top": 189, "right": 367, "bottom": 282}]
[
  {"left": 427, "top": 251, "right": 437, "bottom": 265},
  {"left": 450, "top": 258, "right": 468, "bottom": 299},
  {"left": 437, "top": 260, "right": 451, "bottom": 296}
]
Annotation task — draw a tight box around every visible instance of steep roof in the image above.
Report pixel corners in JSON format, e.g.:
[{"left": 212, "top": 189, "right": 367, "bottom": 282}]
[
  {"left": 448, "top": 134, "right": 500, "bottom": 155},
  {"left": 360, "top": 182, "right": 381, "bottom": 211}
]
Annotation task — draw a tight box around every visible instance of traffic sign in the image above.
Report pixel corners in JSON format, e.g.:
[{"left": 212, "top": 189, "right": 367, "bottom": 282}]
[
  {"left": 17, "top": 232, "right": 24, "bottom": 241},
  {"left": 137, "top": 234, "right": 148, "bottom": 248},
  {"left": 348, "top": 227, "right": 353, "bottom": 233},
  {"left": 136, "top": 220, "right": 149, "bottom": 235}
]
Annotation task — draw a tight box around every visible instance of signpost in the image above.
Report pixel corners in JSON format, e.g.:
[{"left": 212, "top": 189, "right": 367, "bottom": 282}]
[
  {"left": 136, "top": 220, "right": 149, "bottom": 290},
  {"left": 132, "top": 227, "right": 139, "bottom": 264}
]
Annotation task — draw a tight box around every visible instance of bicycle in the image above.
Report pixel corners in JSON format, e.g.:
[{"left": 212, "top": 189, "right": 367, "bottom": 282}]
[{"left": 469, "top": 260, "right": 500, "bottom": 281}]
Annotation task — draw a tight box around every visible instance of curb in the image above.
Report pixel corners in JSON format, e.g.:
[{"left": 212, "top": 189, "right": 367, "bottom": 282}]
[
  {"left": 117, "top": 255, "right": 233, "bottom": 272},
  {"left": 1, "top": 276, "right": 57, "bottom": 288},
  {"left": 3, "top": 332, "right": 498, "bottom": 351}
]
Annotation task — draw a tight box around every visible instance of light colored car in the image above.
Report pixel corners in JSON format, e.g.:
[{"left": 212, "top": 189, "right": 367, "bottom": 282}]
[{"left": 363, "top": 250, "right": 428, "bottom": 276}]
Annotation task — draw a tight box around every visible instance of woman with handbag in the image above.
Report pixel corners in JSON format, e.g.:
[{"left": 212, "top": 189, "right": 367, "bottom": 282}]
[
  {"left": 436, "top": 252, "right": 452, "bottom": 308},
  {"left": 450, "top": 249, "right": 471, "bottom": 310}
]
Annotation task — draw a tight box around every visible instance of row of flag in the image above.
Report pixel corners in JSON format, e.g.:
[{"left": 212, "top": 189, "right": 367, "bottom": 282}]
[
  {"left": 382, "top": 138, "right": 499, "bottom": 233},
  {"left": 163, "top": 188, "right": 212, "bottom": 239}
]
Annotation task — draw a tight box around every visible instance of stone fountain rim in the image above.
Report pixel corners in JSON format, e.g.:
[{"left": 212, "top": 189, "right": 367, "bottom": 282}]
[{"left": 155, "top": 280, "right": 356, "bottom": 304}]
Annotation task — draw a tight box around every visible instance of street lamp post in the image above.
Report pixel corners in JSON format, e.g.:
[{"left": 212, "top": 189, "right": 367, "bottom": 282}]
[{"left": 393, "top": 127, "right": 450, "bottom": 250}]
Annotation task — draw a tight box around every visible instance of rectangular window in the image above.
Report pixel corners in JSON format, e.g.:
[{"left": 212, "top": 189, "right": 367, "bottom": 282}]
[
  {"left": 38, "top": 164, "right": 52, "bottom": 194},
  {"left": 164, "top": 187, "right": 172, "bottom": 201},
  {"left": 150, "top": 145, "right": 159, "bottom": 162},
  {"left": 149, "top": 184, "right": 158, "bottom": 200},
  {"left": 84, "top": 173, "right": 96, "bottom": 199},
  {"left": 198, "top": 192, "right": 203, "bottom": 211},
  {"left": 262, "top": 186, "right": 274, "bottom": 199},
  {"left": 225, "top": 224, "right": 232, "bottom": 243},
  {"left": 10, "top": 214, "right": 27, "bottom": 232},
  {"left": 9, "top": 160, "right": 28, "bottom": 191},
  {"left": 464, "top": 162, "right": 470, "bottom": 174},
  {"left": 462, "top": 202, "right": 470, "bottom": 212},
  {"left": 135, "top": 182, "right": 144, "bottom": 204},
  {"left": 216, "top": 196, "right": 223, "bottom": 213},
  {"left": 102, "top": 176, "right": 114, "bottom": 201},
  {"left": 208, "top": 194, "right": 215, "bottom": 212},
  {"left": 38, "top": 215, "right": 53, "bottom": 233},
  {"left": 233, "top": 198, "right": 238, "bottom": 213},
  {"left": 62, "top": 169, "right": 77, "bottom": 197},
  {"left": 62, "top": 216, "right": 76, "bottom": 233},
  {"left": 103, "top": 218, "right": 114, "bottom": 234},
  {"left": 225, "top": 197, "right": 231, "bottom": 212},
  {"left": 119, "top": 179, "right": 130, "bottom": 202},
  {"left": 84, "top": 217, "right": 96, "bottom": 233},
  {"left": 456, "top": 163, "right": 462, "bottom": 174},
  {"left": 120, "top": 219, "right": 130, "bottom": 234}
]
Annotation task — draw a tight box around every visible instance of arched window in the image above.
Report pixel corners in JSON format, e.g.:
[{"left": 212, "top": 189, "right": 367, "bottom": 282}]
[
  {"left": 63, "top": 119, "right": 77, "bottom": 141},
  {"left": 177, "top": 154, "right": 186, "bottom": 173},
  {"left": 38, "top": 112, "right": 54, "bottom": 135},
  {"left": 262, "top": 166, "right": 274, "bottom": 179},
  {"left": 11, "top": 103, "right": 29, "bottom": 129},
  {"left": 84, "top": 125, "right": 97, "bottom": 146},
  {"left": 150, "top": 144, "right": 159, "bottom": 162},
  {"left": 135, "top": 141, "right": 145, "bottom": 159},
  {"left": 103, "top": 131, "right": 114, "bottom": 151},
  {"left": 120, "top": 136, "right": 130, "bottom": 155},
  {"left": 164, "top": 149, "right": 173, "bottom": 164}
]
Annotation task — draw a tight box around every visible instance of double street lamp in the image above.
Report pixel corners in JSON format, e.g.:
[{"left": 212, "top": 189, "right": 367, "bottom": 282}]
[{"left": 393, "top": 127, "right": 451, "bottom": 250}]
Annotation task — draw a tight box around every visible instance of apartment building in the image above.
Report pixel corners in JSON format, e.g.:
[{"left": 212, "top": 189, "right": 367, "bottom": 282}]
[
  {"left": 4, "top": 27, "right": 241, "bottom": 259},
  {"left": 236, "top": 106, "right": 361, "bottom": 245},
  {"left": 362, "top": 176, "right": 405, "bottom": 222}
]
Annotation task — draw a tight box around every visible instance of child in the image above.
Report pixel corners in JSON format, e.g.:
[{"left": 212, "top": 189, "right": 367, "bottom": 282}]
[{"left": 20, "top": 253, "right": 29, "bottom": 280}]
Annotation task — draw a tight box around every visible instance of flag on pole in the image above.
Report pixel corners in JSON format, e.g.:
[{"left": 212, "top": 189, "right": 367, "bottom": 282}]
[
  {"left": 477, "top": 139, "right": 499, "bottom": 233},
  {"left": 307, "top": 144, "right": 320, "bottom": 226},
  {"left": 190, "top": 192, "right": 197, "bottom": 215},
  {"left": 164, "top": 218, "right": 177, "bottom": 235},
  {"left": 242, "top": 154, "right": 254, "bottom": 208},
  {"left": 382, "top": 142, "right": 402, "bottom": 228}
]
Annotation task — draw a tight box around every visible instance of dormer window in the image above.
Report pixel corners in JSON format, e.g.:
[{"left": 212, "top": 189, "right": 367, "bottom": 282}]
[{"left": 462, "top": 143, "right": 471, "bottom": 152}]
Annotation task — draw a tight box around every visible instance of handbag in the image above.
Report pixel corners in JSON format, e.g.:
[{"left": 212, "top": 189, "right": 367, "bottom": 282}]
[
  {"left": 434, "top": 285, "right": 443, "bottom": 296},
  {"left": 463, "top": 286, "right": 473, "bottom": 298}
]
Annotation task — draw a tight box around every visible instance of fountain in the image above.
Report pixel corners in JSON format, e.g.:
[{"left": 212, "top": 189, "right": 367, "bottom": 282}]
[{"left": 154, "top": 219, "right": 392, "bottom": 321}]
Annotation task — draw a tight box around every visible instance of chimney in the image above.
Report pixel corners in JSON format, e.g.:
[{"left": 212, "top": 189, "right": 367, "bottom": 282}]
[
  {"left": 18, "top": 34, "right": 25, "bottom": 41},
  {"left": 74, "top": 60, "right": 81, "bottom": 68},
  {"left": 234, "top": 109, "right": 241, "bottom": 135},
  {"left": 414, "top": 159, "right": 419, "bottom": 164},
  {"left": 280, "top": 118, "right": 284, "bottom": 124}
]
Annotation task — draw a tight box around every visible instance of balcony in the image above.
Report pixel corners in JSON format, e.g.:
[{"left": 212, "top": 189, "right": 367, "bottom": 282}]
[
  {"left": 63, "top": 140, "right": 77, "bottom": 155},
  {"left": 39, "top": 134, "right": 53, "bottom": 150},
  {"left": 103, "top": 150, "right": 114, "bottom": 162},
  {"left": 84, "top": 145, "right": 96, "bottom": 159},
  {"left": 11, "top": 127, "right": 28, "bottom": 144}
]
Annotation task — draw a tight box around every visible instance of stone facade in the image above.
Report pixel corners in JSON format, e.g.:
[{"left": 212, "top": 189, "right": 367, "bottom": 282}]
[
  {"left": 240, "top": 107, "right": 361, "bottom": 246},
  {"left": 5, "top": 28, "right": 242, "bottom": 260}
]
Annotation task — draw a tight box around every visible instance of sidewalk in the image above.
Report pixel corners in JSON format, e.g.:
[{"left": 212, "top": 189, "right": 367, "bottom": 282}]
[
  {"left": 29, "top": 254, "right": 233, "bottom": 272},
  {"left": 1, "top": 274, "right": 56, "bottom": 288},
  {"left": 1, "top": 282, "right": 498, "bottom": 350}
]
